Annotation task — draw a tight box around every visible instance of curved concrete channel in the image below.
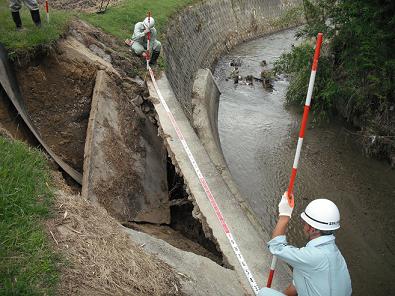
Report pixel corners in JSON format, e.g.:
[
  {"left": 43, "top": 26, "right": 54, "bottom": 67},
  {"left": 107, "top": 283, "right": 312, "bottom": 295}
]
[{"left": 144, "top": 0, "right": 303, "bottom": 292}]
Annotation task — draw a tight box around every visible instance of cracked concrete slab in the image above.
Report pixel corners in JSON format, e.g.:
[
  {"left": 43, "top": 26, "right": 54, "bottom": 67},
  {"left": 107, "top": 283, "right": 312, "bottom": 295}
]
[
  {"left": 124, "top": 226, "right": 248, "bottom": 296},
  {"left": 82, "top": 70, "right": 170, "bottom": 224}
]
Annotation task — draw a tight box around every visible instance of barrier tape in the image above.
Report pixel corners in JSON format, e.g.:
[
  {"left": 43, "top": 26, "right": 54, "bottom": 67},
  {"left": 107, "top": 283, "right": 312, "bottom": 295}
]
[{"left": 147, "top": 66, "right": 260, "bottom": 295}]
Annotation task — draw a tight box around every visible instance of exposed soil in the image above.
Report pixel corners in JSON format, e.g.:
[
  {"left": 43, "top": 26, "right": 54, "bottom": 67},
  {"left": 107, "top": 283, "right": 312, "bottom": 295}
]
[
  {"left": 68, "top": 20, "right": 146, "bottom": 79},
  {"left": 0, "top": 87, "right": 38, "bottom": 145},
  {"left": 16, "top": 56, "right": 96, "bottom": 173},
  {"left": 11, "top": 20, "right": 147, "bottom": 175},
  {"left": 50, "top": 0, "right": 124, "bottom": 13}
]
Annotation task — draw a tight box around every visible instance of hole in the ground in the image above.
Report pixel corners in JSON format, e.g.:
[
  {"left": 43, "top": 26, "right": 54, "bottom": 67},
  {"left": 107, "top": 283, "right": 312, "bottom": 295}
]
[
  {"left": 168, "top": 156, "right": 226, "bottom": 266},
  {"left": 125, "top": 155, "right": 229, "bottom": 268}
]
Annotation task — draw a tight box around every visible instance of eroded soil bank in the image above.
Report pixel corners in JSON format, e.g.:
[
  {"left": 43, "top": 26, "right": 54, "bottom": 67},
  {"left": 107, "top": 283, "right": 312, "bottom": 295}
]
[
  {"left": 17, "top": 56, "right": 96, "bottom": 173},
  {"left": 1, "top": 19, "right": 230, "bottom": 294}
]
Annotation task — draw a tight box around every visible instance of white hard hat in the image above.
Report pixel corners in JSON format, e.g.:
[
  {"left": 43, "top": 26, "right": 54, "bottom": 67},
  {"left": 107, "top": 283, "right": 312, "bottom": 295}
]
[
  {"left": 143, "top": 17, "right": 155, "bottom": 29},
  {"left": 300, "top": 199, "right": 340, "bottom": 231}
]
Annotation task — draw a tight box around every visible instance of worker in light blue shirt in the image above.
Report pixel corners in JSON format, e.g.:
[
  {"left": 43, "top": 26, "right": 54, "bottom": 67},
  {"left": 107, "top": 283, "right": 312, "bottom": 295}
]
[{"left": 258, "top": 194, "right": 352, "bottom": 296}]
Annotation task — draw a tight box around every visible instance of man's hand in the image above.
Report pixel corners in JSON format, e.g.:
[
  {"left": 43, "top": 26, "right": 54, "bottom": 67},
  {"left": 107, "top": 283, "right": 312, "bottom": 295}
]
[
  {"left": 143, "top": 27, "right": 150, "bottom": 34},
  {"left": 278, "top": 192, "right": 294, "bottom": 217}
]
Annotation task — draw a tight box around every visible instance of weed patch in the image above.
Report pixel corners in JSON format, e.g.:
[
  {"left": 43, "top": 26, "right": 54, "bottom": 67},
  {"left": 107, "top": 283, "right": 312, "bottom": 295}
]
[
  {"left": 0, "top": 137, "right": 59, "bottom": 295},
  {"left": 0, "top": 0, "right": 72, "bottom": 58}
]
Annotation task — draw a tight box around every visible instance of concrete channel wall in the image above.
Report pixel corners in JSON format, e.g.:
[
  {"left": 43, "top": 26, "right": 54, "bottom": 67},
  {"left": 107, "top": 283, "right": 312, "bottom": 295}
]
[
  {"left": 141, "top": 1, "right": 304, "bottom": 293},
  {"left": 164, "top": 0, "right": 302, "bottom": 119},
  {"left": 154, "top": 1, "right": 302, "bottom": 293}
]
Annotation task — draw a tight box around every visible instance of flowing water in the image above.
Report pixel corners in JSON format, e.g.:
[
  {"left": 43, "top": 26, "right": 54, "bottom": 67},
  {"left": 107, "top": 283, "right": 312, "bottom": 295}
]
[{"left": 214, "top": 28, "right": 395, "bottom": 295}]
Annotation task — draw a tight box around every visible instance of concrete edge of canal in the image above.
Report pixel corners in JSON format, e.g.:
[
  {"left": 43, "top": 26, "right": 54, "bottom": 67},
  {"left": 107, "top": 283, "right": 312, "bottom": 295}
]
[
  {"left": 148, "top": 0, "right": 305, "bottom": 292},
  {"left": 147, "top": 74, "right": 292, "bottom": 293}
]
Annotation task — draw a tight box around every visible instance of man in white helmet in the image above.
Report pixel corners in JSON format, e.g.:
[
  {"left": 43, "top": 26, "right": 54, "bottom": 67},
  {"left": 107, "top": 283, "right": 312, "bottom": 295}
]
[
  {"left": 258, "top": 193, "right": 352, "bottom": 296},
  {"left": 128, "top": 16, "right": 161, "bottom": 65}
]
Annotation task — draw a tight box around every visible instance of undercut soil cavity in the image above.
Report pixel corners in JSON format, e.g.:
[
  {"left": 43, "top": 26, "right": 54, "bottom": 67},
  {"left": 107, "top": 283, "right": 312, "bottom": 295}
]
[
  {"left": 16, "top": 56, "right": 96, "bottom": 173},
  {"left": 125, "top": 157, "right": 226, "bottom": 267}
]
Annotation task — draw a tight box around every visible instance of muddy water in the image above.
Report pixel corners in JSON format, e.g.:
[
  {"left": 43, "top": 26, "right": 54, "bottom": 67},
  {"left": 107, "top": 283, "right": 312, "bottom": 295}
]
[{"left": 214, "top": 28, "right": 395, "bottom": 295}]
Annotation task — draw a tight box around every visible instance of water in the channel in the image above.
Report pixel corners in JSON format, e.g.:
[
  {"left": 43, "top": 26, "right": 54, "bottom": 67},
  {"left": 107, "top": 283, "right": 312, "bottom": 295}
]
[{"left": 214, "top": 28, "right": 395, "bottom": 295}]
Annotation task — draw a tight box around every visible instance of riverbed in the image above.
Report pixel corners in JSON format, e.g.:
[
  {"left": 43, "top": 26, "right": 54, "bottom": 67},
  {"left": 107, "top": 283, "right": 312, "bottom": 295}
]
[{"left": 214, "top": 28, "right": 395, "bottom": 295}]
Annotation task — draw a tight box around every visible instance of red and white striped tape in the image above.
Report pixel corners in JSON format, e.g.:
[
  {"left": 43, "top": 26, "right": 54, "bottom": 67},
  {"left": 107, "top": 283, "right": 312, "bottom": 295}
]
[{"left": 147, "top": 66, "right": 260, "bottom": 295}]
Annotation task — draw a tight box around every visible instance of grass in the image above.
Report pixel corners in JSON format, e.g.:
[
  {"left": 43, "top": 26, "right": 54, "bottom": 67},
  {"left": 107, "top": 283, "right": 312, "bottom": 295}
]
[
  {"left": 0, "top": 137, "right": 59, "bottom": 295},
  {"left": 269, "top": 4, "right": 304, "bottom": 29},
  {"left": 0, "top": 0, "right": 200, "bottom": 64},
  {"left": 80, "top": 0, "right": 200, "bottom": 69},
  {"left": 0, "top": 0, "right": 72, "bottom": 58},
  {"left": 81, "top": 0, "right": 200, "bottom": 41}
]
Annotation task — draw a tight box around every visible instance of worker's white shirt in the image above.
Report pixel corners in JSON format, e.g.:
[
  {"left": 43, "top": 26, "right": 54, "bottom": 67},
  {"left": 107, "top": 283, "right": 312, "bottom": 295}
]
[{"left": 268, "top": 235, "right": 352, "bottom": 296}]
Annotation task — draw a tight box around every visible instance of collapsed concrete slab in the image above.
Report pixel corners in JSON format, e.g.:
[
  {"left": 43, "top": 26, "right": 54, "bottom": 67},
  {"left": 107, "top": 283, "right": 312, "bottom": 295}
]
[
  {"left": 82, "top": 70, "right": 170, "bottom": 224},
  {"left": 147, "top": 74, "right": 292, "bottom": 294},
  {"left": 124, "top": 226, "right": 248, "bottom": 296}
]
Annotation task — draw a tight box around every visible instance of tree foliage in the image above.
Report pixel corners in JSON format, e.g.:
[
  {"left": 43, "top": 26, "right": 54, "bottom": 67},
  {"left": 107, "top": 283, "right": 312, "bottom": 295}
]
[{"left": 275, "top": 0, "right": 395, "bottom": 160}]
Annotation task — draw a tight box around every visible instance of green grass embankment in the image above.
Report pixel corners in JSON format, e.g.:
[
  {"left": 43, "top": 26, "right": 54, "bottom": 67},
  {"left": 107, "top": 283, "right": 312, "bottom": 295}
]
[
  {"left": 0, "top": 0, "right": 200, "bottom": 58},
  {"left": 81, "top": 0, "right": 199, "bottom": 41},
  {"left": 0, "top": 0, "right": 71, "bottom": 58},
  {"left": 0, "top": 137, "right": 59, "bottom": 294}
]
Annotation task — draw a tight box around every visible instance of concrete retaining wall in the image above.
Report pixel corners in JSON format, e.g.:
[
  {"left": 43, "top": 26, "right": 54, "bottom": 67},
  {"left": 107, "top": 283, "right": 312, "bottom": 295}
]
[{"left": 163, "top": 0, "right": 302, "bottom": 119}]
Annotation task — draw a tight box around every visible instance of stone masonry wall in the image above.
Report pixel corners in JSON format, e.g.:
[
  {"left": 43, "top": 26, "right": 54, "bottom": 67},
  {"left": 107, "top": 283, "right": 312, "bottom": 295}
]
[{"left": 163, "top": 0, "right": 302, "bottom": 119}]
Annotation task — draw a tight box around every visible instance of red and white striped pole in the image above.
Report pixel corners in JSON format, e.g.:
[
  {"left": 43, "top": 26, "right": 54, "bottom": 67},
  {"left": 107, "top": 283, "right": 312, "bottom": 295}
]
[
  {"left": 146, "top": 11, "right": 151, "bottom": 69},
  {"left": 266, "top": 32, "right": 323, "bottom": 288},
  {"left": 45, "top": 0, "right": 49, "bottom": 23}
]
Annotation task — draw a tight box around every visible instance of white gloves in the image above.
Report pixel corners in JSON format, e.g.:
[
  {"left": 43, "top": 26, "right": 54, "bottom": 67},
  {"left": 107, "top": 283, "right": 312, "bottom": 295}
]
[{"left": 278, "top": 192, "right": 294, "bottom": 217}]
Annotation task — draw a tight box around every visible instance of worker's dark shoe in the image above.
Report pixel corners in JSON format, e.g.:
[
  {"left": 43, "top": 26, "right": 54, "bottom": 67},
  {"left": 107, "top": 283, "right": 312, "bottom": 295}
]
[
  {"left": 11, "top": 11, "right": 22, "bottom": 30},
  {"left": 30, "top": 10, "right": 41, "bottom": 27},
  {"left": 149, "top": 50, "right": 160, "bottom": 66}
]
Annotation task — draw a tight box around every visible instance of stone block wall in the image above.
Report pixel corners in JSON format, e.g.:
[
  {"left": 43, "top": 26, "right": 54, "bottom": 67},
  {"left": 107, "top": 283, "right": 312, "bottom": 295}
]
[{"left": 163, "top": 0, "right": 302, "bottom": 119}]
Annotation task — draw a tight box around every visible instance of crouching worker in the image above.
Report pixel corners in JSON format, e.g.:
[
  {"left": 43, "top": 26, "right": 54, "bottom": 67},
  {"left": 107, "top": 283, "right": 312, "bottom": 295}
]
[
  {"left": 127, "top": 16, "right": 161, "bottom": 66},
  {"left": 10, "top": 0, "right": 41, "bottom": 30},
  {"left": 258, "top": 193, "right": 352, "bottom": 296}
]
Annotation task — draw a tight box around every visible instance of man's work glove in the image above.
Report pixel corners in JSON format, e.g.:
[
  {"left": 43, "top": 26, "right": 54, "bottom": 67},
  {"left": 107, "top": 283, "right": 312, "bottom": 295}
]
[{"left": 278, "top": 192, "right": 294, "bottom": 217}]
